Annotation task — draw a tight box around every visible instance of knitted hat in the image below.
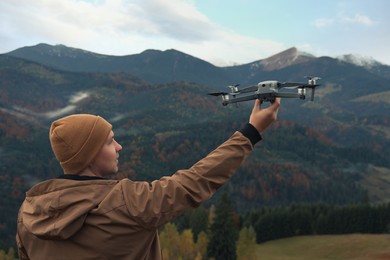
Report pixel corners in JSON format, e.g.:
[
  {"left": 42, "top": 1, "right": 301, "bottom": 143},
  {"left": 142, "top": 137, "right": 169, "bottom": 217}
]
[{"left": 49, "top": 114, "right": 112, "bottom": 174}]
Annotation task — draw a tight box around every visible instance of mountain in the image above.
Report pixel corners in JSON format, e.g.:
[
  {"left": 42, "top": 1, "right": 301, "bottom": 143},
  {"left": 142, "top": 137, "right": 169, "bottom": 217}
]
[
  {"left": 337, "top": 54, "right": 390, "bottom": 80},
  {"left": 0, "top": 44, "right": 389, "bottom": 247},
  {"left": 6, "top": 43, "right": 232, "bottom": 87},
  {"left": 250, "top": 47, "right": 315, "bottom": 71}
]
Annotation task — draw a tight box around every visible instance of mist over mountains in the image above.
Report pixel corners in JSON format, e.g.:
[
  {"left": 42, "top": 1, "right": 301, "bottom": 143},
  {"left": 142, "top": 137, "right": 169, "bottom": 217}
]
[{"left": 1, "top": 43, "right": 390, "bottom": 213}]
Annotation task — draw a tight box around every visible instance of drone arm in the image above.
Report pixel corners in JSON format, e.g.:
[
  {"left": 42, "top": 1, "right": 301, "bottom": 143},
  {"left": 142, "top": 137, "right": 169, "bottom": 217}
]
[
  {"left": 222, "top": 92, "right": 301, "bottom": 105},
  {"left": 222, "top": 94, "right": 258, "bottom": 106},
  {"left": 238, "top": 85, "right": 258, "bottom": 94},
  {"left": 275, "top": 93, "right": 301, "bottom": 99}
]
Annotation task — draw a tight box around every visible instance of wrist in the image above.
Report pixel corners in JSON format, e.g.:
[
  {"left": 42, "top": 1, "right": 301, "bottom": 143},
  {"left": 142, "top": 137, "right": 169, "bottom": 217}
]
[{"left": 239, "top": 123, "right": 262, "bottom": 145}]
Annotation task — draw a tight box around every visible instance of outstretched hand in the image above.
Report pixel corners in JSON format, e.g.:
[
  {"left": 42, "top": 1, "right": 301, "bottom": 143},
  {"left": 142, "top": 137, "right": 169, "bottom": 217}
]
[{"left": 249, "top": 98, "right": 281, "bottom": 134}]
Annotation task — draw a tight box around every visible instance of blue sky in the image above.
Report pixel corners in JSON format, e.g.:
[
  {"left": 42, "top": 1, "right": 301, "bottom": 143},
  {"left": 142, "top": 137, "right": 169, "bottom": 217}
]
[{"left": 1, "top": 0, "right": 389, "bottom": 66}]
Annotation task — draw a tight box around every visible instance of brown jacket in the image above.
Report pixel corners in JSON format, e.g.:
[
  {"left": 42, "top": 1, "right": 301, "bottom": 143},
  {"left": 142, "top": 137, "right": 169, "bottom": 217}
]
[{"left": 16, "top": 127, "right": 259, "bottom": 259}]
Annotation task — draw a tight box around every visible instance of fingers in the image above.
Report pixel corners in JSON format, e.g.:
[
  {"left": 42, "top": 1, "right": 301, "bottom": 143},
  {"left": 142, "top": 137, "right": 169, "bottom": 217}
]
[
  {"left": 268, "top": 97, "right": 281, "bottom": 112},
  {"left": 252, "top": 99, "right": 262, "bottom": 113},
  {"left": 268, "top": 98, "right": 280, "bottom": 118},
  {"left": 255, "top": 98, "right": 280, "bottom": 111},
  {"left": 253, "top": 98, "right": 281, "bottom": 113}
]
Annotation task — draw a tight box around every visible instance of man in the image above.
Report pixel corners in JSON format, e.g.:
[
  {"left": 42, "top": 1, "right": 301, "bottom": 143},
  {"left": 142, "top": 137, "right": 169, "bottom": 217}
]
[{"left": 16, "top": 98, "right": 280, "bottom": 259}]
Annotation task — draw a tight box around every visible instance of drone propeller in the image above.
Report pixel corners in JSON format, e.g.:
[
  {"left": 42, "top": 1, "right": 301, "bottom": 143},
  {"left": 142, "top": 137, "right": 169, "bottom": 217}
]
[
  {"left": 208, "top": 92, "right": 228, "bottom": 96},
  {"left": 280, "top": 82, "right": 307, "bottom": 88},
  {"left": 305, "top": 76, "right": 321, "bottom": 86},
  {"left": 209, "top": 83, "right": 241, "bottom": 96},
  {"left": 228, "top": 84, "right": 240, "bottom": 93}
]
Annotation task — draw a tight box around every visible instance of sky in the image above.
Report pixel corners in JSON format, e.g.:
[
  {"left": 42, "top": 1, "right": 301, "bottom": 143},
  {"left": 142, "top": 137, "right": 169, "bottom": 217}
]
[{"left": 1, "top": 0, "right": 389, "bottom": 66}]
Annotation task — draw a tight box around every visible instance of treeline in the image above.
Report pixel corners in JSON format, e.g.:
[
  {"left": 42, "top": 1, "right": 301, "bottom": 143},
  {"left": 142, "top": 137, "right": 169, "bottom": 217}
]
[
  {"left": 242, "top": 202, "right": 390, "bottom": 243},
  {"left": 165, "top": 194, "right": 390, "bottom": 259}
]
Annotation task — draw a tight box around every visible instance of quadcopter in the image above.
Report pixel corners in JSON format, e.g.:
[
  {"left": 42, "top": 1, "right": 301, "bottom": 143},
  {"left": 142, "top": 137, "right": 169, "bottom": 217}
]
[{"left": 209, "top": 76, "right": 321, "bottom": 106}]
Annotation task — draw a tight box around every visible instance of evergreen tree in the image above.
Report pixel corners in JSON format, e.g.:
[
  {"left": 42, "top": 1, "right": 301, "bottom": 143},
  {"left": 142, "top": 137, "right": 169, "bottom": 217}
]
[
  {"left": 207, "top": 193, "right": 239, "bottom": 260},
  {"left": 190, "top": 206, "right": 209, "bottom": 242}
]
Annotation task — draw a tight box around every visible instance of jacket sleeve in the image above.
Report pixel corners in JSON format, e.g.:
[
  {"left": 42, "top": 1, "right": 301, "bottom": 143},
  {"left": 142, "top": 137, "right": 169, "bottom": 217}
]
[
  {"left": 16, "top": 222, "right": 30, "bottom": 260},
  {"left": 120, "top": 130, "right": 255, "bottom": 229}
]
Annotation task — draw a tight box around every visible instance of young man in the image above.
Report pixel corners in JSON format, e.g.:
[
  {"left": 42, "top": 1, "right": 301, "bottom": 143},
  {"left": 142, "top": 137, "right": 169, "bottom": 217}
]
[{"left": 16, "top": 99, "right": 280, "bottom": 259}]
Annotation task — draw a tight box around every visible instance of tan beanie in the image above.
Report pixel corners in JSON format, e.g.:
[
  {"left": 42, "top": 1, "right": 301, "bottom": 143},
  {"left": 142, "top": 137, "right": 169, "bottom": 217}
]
[{"left": 49, "top": 114, "right": 112, "bottom": 174}]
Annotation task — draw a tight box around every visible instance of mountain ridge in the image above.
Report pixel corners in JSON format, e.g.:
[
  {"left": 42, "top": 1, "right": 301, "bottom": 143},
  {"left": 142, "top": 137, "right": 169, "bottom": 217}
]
[
  {"left": 7, "top": 43, "right": 389, "bottom": 87},
  {"left": 6, "top": 43, "right": 388, "bottom": 67}
]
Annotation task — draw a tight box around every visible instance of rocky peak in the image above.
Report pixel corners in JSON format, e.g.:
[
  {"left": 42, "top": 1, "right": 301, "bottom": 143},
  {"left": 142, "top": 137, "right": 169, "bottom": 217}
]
[{"left": 257, "top": 47, "right": 315, "bottom": 71}]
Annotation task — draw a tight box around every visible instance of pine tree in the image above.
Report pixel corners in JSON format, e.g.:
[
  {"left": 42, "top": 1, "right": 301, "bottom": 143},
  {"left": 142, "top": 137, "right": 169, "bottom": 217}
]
[
  {"left": 190, "top": 206, "right": 209, "bottom": 242},
  {"left": 207, "top": 193, "right": 239, "bottom": 260}
]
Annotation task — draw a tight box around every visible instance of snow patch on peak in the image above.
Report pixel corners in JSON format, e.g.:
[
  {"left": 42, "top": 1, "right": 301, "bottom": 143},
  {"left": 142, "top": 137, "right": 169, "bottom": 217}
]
[{"left": 337, "top": 54, "right": 381, "bottom": 69}]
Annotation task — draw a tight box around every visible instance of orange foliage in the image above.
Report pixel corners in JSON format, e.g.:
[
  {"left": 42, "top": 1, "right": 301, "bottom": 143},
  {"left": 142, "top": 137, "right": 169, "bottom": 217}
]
[
  {"left": 289, "top": 171, "right": 310, "bottom": 190},
  {"left": 305, "top": 128, "right": 333, "bottom": 145},
  {"left": 241, "top": 186, "right": 256, "bottom": 200},
  {"left": 11, "top": 176, "right": 24, "bottom": 199},
  {"left": 0, "top": 112, "right": 30, "bottom": 140}
]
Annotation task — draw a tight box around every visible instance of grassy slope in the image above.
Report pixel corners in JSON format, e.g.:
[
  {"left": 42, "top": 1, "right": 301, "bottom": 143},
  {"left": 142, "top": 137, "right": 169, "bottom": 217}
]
[
  {"left": 361, "top": 166, "right": 390, "bottom": 202},
  {"left": 254, "top": 234, "right": 390, "bottom": 260}
]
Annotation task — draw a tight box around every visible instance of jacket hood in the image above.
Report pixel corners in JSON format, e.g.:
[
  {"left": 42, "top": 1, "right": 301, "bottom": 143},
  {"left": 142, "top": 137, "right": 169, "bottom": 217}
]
[{"left": 21, "top": 178, "right": 113, "bottom": 240}]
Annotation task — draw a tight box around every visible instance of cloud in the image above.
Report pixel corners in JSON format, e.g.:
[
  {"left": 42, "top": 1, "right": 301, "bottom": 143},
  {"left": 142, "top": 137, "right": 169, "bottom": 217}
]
[
  {"left": 343, "top": 13, "right": 375, "bottom": 26},
  {"left": 312, "top": 13, "right": 375, "bottom": 28},
  {"left": 0, "top": 0, "right": 286, "bottom": 65},
  {"left": 312, "top": 18, "right": 334, "bottom": 28},
  {"left": 0, "top": 0, "right": 221, "bottom": 45},
  {"left": 133, "top": 0, "right": 218, "bottom": 41}
]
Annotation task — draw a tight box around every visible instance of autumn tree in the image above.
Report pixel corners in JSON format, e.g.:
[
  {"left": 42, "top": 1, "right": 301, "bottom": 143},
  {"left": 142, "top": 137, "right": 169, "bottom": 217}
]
[
  {"left": 0, "top": 247, "right": 15, "bottom": 260},
  {"left": 178, "top": 229, "right": 197, "bottom": 260},
  {"left": 195, "top": 231, "right": 209, "bottom": 260},
  {"left": 236, "top": 226, "right": 257, "bottom": 260},
  {"left": 160, "top": 223, "right": 208, "bottom": 259},
  {"left": 160, "top": 223, "right": 180, "bottom": 259}
]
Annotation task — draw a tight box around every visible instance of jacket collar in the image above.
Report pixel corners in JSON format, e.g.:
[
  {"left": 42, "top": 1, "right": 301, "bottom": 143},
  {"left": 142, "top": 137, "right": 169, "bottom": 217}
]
[{"left": 57, "top": 174, "right": 106, "bottom": 181}]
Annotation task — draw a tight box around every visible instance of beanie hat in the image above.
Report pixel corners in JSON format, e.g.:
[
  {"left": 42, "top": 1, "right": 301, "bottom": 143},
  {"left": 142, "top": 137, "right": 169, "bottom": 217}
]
[{"left": 49, "top": 114, "right": 112, "bottom": 174}]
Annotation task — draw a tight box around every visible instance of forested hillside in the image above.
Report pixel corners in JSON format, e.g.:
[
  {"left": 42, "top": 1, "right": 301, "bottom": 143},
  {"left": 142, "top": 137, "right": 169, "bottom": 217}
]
[{"left": 0, "top": 44, "right": 389, "bottom": 251}]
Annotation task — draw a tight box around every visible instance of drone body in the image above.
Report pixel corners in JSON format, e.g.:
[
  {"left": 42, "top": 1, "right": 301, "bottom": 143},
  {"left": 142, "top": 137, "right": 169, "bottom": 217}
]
[{"left": 209, "top": 77, "right": 321, "bottom": 106}]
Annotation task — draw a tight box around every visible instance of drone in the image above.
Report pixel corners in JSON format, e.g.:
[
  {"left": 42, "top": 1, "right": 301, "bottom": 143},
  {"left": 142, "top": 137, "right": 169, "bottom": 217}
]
[{"left": 209, "top": 76, "right": 321, "bottom": 106}]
